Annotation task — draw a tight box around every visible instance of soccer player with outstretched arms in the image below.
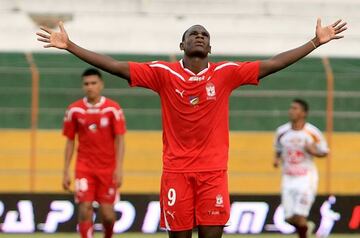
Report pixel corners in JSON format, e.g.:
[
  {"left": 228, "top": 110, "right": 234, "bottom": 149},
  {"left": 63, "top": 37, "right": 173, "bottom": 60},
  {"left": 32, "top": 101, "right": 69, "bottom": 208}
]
[{"left": 37, "top": 19, "right": 346, "bottom": 238}]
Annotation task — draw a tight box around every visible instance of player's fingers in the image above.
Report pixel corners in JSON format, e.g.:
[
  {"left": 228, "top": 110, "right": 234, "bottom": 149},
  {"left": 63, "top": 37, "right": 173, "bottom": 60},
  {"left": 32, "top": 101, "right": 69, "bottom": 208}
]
[
  {"left": 36, "top": 32, "right": 50, "bottom": 39},
  {"left": 40, "top": 26, "right": 53, "bottom": 34},
  {"left": 335, "top": 22, "right": 347, "bottom": 31},
  {"left": 336, "top": 27, "right": 347, "bottom": 35},
  {"left": 37, "top": 38, "right": 50, "bottom": 43},
  {"left": 332, "top": 19, "right": 342, "bottom": 27},
  {"left": 316, "top": 18, "right": 321, "bottom": 28},
  {"left": 59, "top": 21, "right": 66, "bottom": 33},
  {"left": 44, "top": 43, "right": 54, "bottom": 48},
  {"left": 333, "top": 35, "right": 344, "bottom": 40}
]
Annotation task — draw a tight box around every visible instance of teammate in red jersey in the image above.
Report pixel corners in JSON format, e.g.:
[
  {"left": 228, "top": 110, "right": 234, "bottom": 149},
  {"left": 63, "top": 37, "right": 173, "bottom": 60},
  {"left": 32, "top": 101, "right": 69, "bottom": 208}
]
[
  {"left": 62, "top": 68, "right": 126, "bottom": 238},
  {"left": 37, "top": 19, "right": 346, "bottom": 238}
]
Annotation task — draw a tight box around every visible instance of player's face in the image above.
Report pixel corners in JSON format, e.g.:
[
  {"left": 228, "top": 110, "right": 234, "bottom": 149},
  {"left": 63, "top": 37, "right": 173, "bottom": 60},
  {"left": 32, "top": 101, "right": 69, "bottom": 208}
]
[
  {"left": 288, "top": 102, "right": 307, "bottom": 122},
  {"left": 180, "top": 25, "right": 211, "bottom": 58},
  {"left": 82, "top": 75, "right": 103, "bottom": 100}
]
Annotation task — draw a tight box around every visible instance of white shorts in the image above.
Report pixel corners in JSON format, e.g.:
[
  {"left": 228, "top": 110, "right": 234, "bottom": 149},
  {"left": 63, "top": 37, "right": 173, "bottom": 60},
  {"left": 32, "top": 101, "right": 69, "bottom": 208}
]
[{"left": 281, "top": 174, "right": 317, "bottom": 219}]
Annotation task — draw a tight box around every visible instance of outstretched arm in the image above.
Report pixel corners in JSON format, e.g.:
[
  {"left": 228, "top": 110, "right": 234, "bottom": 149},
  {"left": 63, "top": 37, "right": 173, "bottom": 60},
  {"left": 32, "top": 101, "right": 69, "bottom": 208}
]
[
  {"left": 36, "top": 22, "right": 130, "bottom": 80},
  {"left": 259, "top": 18, "right": 347, "bottom": 79}
]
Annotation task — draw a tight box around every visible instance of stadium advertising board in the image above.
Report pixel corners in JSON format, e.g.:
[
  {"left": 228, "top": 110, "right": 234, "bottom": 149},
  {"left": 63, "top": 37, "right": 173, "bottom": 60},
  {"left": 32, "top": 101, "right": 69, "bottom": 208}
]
[{"left": 0, "top": 194, "right": 359, "bottom": 234}]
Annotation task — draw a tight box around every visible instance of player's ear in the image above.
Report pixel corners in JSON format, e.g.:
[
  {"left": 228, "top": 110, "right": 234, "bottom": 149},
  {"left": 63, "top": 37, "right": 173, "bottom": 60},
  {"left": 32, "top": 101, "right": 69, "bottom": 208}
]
[
  {"left": 179, "top": 42, "right": 184, "bottom": 51},
  {"left": 209, "top": 45, "right": 212, "bottom": 54}
]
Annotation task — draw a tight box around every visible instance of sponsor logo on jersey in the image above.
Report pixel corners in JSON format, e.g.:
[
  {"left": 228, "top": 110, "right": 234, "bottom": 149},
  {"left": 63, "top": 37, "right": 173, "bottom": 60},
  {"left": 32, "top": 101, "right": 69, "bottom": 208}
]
[
  {"left": 189, "top": 96, "right": 200, "bottom": 106},
  {"left": 288, "top": 137, "right": 302, "bottom": 145},
  {"left": 216, "top": 194, "right": 224, "bottom": 207},
  {"left": 206, "top": 82, "right": 216, "bottom": 100},
  {"left": 100, "top": 117, "right": 109, "bottom": 127},
  {"left": 189, "top": 75, "right": 205, "bottom": 82}
]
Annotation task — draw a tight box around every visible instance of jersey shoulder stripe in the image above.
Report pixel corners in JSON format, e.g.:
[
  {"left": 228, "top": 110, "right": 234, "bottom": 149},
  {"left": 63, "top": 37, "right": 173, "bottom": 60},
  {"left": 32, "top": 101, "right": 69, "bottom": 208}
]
[
  {"left": 149, "top": 63, "right": 185, "bottom": 82},
  {"left": 304, "top": 123, "right": 322, "bottom": 142},
  {"left": 214, "top": 62, "right": 239, "bottom": 71},
  {"left": 64, "top": 107, "right": 85, "bottom": 121},
  {"left": 101, "top": 107, "right": 124, "bottom": 121}
]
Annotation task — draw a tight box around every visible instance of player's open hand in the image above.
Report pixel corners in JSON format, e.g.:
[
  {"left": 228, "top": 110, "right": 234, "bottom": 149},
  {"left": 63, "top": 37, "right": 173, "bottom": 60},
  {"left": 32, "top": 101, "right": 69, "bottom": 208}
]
[
  {"left": 315, "top": 18, "right": 347, "bottom": 46},
  {"left": 62, "top": 171, "right": 71, "bottom": 191},
  {"left": 36, "top": 21, "right": 69, "bottom": 49}
]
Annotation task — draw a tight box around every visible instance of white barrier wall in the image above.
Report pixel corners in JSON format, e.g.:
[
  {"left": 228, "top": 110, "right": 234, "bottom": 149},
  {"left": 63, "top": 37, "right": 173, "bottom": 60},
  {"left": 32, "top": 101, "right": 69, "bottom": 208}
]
[{"left": 0, "top": 0, "right": 359, "bottom": 57}]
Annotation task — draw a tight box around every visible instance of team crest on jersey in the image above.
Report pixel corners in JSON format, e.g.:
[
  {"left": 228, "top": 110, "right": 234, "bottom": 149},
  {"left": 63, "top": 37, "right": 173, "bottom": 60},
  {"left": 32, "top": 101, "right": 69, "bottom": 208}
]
[
  {"left": 100, "top": 117, "right": 109, "bottom": 127},
  {"left": 215, "top": 194, "right": 224, "bottom": 207},
  {"left": 206, "top": 82, "right": 216, "bottom": 100},
  {"left": 189, "top": 96, "right": 200, "bottom": 106}
]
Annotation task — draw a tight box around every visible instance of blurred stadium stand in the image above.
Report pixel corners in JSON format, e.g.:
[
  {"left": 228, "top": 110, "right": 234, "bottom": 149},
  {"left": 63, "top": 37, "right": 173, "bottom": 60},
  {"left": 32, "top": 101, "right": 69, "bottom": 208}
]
[
  {"left": 0, "top": 0, "right": 359, "bottom": 194},
  {"left": 0, "top": 0, "right": 359, "bottom": 56}
]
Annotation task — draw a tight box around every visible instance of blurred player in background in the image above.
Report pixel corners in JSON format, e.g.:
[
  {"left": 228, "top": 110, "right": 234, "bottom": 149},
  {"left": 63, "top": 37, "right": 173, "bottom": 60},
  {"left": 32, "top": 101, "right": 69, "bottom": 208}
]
[
  {"left": 62, "top": 68, "right": 126, "bottom": 238},
  {"left": 37, "top": 18, "right": 346, "bottom": 238},
  {"left": 274, "top": 99, "right": 329, "bottom": 238}
]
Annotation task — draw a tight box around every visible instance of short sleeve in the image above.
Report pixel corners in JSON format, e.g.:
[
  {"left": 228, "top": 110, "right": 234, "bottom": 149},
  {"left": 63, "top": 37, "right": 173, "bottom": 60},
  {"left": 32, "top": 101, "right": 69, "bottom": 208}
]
[
  {"left": 313, "top": 129, "right": 330, "bottom": 154},
  {"left": 129, "top": 62, "right": 161, "bottom": 92},
  {"left": 112, "top": 106, "right": 127, "bottom": 135},
  {"left": 274, "top": 129, "right": 283, "bottom": 154},
  {"left": 229, "top": 61, "right": 260, "bottom": 90},
  {"left": 62, "top": 108, "right": 77, "bottom": 140}
]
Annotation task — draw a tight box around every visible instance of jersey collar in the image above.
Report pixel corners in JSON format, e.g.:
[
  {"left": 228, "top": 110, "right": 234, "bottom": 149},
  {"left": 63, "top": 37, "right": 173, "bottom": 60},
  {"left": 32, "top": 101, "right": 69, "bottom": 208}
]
[
  {"left": 83, "top": 96, "right": 105, "bottom": 108},
  {"left": 179, "top": 59, "right": 210, "bottom": 76}
]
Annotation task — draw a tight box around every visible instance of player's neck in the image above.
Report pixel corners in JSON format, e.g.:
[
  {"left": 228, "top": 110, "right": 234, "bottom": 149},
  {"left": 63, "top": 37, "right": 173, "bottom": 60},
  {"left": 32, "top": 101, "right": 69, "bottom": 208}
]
[
  {"left": 86, "top": 96, "right": 101, "bottom": 105},
  {"left": 291, "top": 120, "right": 306, "bottom": 130},
  {"left": 182, "top": 56, "right": 209, "bottom": 74}
]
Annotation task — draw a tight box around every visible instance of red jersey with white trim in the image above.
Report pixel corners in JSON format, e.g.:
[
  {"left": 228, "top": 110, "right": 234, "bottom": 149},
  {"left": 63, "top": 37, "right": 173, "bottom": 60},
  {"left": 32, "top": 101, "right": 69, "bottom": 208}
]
[
  {"left": 129, "top": 60, "right": 260, "bottom": 172},
  {"left": 63, "top": 96, "right": 126, "bottom": 171}
]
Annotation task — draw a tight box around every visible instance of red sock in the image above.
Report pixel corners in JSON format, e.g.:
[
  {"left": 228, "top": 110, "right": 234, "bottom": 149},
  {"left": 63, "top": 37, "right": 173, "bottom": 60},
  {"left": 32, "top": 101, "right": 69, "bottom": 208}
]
[
  {"left": 79, "top": 221, "right": 93, "bottom": 238},
  {"left": 103, "top": 222, "right": 114, "bottom": 238}
]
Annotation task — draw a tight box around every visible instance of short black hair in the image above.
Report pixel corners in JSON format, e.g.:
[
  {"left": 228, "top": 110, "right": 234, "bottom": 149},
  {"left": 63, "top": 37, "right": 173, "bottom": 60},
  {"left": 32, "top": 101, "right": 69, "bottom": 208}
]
[
  {"left": 181, "top": 25, "right": 209, "bottom": 42},
  {"left": 82, "top": 68, "right": 102, "bottom": 80},
  {"left": 293, "top": 98, "right": 309, "bottom": 112}
]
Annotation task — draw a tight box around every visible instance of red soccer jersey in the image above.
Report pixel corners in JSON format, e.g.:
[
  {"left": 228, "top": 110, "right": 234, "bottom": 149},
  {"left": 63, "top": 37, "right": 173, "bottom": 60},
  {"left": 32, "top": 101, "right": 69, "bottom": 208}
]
[
  {"left": 129, "top": 60, "right": 259, "bottom": 172},
  {"left": 63, "top": 96, "right": 126, "bottom": 171}
]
